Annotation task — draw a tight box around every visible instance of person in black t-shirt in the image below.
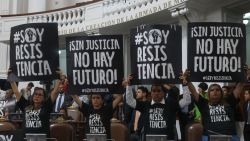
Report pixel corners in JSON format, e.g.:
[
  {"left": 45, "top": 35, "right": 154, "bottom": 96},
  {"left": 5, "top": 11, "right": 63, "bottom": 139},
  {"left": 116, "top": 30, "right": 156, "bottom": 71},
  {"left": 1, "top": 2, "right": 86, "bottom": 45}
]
[
  {"left": 72, "top": 93, "right": 122, "bottom": 140},
  {"left": 180, "top": 70, "right": 247, "bottom": 141},
  {"left": 125, "top": 75, "right": 179, "bottom": 141},
  {"left": 128, "top": 86, "right": 149, "bottom": 141},
  {"left": 8, "top": 70, "right": 61, "bottom": 137}
]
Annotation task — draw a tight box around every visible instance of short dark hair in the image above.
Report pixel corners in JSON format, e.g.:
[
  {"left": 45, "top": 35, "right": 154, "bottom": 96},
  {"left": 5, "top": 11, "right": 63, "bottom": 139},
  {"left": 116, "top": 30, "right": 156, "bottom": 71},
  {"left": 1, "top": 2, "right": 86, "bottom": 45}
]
[
  {"left": 198, "top": 82, "right": 208, "bottom": 91},
  {"left": 151, "top": 84, "right": 168, "bottom": 94},
  {"left": 90, "top": 93, "right": 105, "bottom": 100},
  {"left": 137, "top": 86, "right": 148, "bottom": 94},
  {"left": 28, "top": 82, "right": 34, "bottom": 87}
]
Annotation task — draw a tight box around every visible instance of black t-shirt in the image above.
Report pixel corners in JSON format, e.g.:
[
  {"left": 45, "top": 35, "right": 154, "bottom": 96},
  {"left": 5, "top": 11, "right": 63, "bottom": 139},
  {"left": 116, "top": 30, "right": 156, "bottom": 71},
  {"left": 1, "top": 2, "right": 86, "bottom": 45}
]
[
  {"left": 80, "top": 102, "right": 113, "bottom": 139},
  {"left": 196, "top": 94, "right": 238, "bottom": 135},
  {"left": 136, "top": 97, "right": 178, "bottom": 140},
  {"left": 16, "top": 96, "right": 53, "bottom": 136}
]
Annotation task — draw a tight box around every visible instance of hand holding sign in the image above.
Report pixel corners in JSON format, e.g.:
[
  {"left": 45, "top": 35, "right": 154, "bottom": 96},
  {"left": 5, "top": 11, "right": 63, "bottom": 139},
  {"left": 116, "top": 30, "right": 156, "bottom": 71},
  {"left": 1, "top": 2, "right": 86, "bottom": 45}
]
[
  {"left": 122, "top": 74, "right": 134, "bottom": 87},
  {"left": 7, "top": 68, "right": 21, "bottom": 82},
  {"left": 179, "top": 70, "right": 190, "bottom": 85}
]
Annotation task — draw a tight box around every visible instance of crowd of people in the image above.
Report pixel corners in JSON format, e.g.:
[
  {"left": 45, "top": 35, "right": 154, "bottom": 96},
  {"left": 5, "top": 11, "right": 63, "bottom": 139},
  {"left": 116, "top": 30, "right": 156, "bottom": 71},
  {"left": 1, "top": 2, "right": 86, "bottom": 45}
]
[{"left": 0, "top": 68, "right": 249, "bottom": 141}]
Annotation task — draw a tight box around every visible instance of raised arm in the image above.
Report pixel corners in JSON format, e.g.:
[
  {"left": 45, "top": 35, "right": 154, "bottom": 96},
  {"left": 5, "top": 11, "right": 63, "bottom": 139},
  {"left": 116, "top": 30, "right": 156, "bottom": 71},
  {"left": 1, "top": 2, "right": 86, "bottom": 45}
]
[
  {"left": 180, "top": 70, "right": 200, "bottom": 102},
  {"left": 7, "top": 69, "right": 22, "bottom": 101},
  {"left": 50, "top": 70, "right": 63, "bottom": 103},
  {"left": 71, "top": 95, "right": 83, "bottom": 108},
  {"left": 233, "top": 82, "right": 244, "bottom": 99},
  {"left": 179, "top": 85, "right": 191, "bottom": 110},
  {"left": 10, "top": 81, "right": 21, "bottom": 102},
  {"left": 112, "top": 94, "right": 123, "bottom": 109},
  {"left": 124, "top": 75, "right": 136, "bottom": 108},
  {"left": 50, "top": 79, "right": 61, "bottom": 103}
]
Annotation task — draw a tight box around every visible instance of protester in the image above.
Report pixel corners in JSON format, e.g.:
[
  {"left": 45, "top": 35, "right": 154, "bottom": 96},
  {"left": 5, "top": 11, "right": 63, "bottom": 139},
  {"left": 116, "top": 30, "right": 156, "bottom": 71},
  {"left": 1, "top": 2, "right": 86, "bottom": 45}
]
[
  {"left": 125, "top": 75, "right": 179, "bottom": 141},
  {"left": 128, "top": 86, "right": 149, "bottom": 141},
  {"left": 8, "top": 69, "right": 61, "bottom": 137},
  {"left": 122, "top": 78, "right": 135, "bottom": 127},
  {"left": 180, "top": 69, "right": 248, "bottom": 141},
  {"left": 72, "top": 93, "right": 123, "bottom": 139}
]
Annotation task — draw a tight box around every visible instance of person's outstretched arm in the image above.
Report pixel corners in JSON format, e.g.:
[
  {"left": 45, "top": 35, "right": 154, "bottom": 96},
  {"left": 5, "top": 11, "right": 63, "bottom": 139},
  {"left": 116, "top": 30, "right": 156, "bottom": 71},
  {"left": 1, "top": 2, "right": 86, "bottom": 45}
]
[
  {"left": 8, "top": 69, "right": 21, "bottom": 102},
  {"left": 112, "top": 94, "right": 123, "bottom": 109},
  {"left": 124, "top": 75, "right": 136, "bottom": 108},
  {"left": 10, "top": 81, "right": 21, "bottom": 102},
  {"left": 233, "top": 82, "right": 244, "bottom": 99},
  {"left": 50, "top": 70, "right": 63, "bottom": 103},
  {"left": 50, "top": 79, "right": 61, "bottom": 103},
  {"left": 179, "top": 85, "right": 191, "bottom": 110},
  {"left": 180, "top": 70, "right": 200, "bottom": 102}
]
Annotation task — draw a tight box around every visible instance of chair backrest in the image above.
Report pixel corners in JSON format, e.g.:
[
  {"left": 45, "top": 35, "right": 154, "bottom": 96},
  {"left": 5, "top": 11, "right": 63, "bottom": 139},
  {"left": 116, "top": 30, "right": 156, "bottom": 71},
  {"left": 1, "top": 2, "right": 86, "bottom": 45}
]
[
  {"left": 25, "top": 133, "right": 46, "bottom": 141},
  {"left": 0, "top": 122, "right": 16, "bottom": 131},
  {"left": 111, "top": 120, "right": 129, "bottom": 141},
  {"left": 86, "top": 134, "right": 107, "bottom": 141},
  {"left": 185, "top": 122, "right": 203, "bottom": 141},
  {"left": 67, "top": 108, "right": 82, "bottom": 121},
  {"left": 50, "top": 123, "right": 74, "bottom": 141},
  {"left": 209, "top": 135, "right": 232, "bottom": 141}
]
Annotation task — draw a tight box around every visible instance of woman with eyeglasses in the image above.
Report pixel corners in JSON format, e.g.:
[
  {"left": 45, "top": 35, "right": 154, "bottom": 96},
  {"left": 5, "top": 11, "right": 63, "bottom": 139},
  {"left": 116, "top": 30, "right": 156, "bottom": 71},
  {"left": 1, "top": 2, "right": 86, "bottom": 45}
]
[{"left": 8, "top": 69, "right": 61, "bottom": 137}]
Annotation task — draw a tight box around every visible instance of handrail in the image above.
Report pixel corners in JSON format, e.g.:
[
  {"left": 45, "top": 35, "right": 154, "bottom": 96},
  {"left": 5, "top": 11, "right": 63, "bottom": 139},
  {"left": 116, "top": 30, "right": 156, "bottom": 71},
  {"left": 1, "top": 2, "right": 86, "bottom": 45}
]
[
  {"left": 0, "top": 0, "right": 188, "bottom": 37},
  {"left": 0, "top": 0, "right": 102, "bottom": 17}
]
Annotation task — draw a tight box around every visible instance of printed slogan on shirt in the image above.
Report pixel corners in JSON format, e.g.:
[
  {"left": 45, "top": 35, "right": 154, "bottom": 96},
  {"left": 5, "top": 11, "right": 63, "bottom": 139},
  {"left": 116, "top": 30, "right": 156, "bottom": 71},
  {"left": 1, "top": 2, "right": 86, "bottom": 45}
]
[
  {"left": 89, "top": 113, "right": 106, "bottom": 134},
  {"left": 25, "top": 110, "right": 42, "bottom": 128},
  {"left": 149, "top": 108, "right": 167, "bottom": 129},
  {"left": 0, "top": 100, "right": 7, "bottom": 118}
]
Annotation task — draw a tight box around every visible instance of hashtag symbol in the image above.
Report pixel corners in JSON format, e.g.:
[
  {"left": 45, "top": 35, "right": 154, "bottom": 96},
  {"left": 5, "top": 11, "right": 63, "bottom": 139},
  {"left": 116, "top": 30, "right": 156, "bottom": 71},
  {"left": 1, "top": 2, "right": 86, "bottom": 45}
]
[
  {"left": 135, "top": 33, "right": 143, "bottom": 45},
  {"left": 13, "top": 32, "right": 20, "bottom": 43}
]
